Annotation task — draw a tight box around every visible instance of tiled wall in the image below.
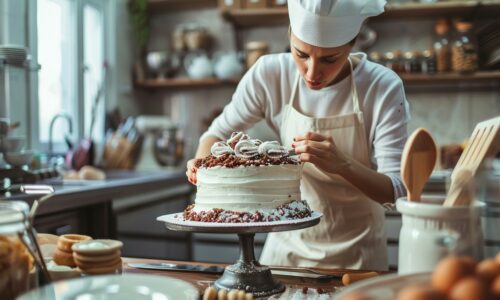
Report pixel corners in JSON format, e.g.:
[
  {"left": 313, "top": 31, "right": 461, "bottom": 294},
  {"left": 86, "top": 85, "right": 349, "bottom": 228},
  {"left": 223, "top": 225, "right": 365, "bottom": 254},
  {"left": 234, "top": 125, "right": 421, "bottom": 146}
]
[{"left": 118, "top": 6, "right": 500, "bottom": 161}]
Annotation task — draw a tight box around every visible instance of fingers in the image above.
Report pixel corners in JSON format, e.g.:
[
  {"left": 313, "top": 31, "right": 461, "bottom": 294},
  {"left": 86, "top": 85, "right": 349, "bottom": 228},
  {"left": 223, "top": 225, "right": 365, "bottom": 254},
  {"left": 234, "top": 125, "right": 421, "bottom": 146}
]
[
  {"left": 292, "top": 140, "right": 335, "bottom": 160},
  {"left": 186, "top": 158, "right": 198, "bottom": 185},
  {"left": 293, "top": 132, "right": 332, "bottom": 143}
]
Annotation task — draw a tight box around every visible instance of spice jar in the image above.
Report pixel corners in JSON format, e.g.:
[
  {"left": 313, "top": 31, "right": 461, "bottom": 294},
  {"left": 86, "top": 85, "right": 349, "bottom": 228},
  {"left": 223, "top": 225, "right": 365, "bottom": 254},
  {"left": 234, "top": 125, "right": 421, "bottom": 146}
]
[
  {"left": 433, "top": 19, "right": 451, "bottom": 73},
  {"left": 403, "top": 51, "right": 422, "bottom": 73},
  {"left": 368, "top": 51, "right": 384, "bottom": 65},
  {"left": 245, "top": 41, "right": 269, "bottom": 69},
  {"left": 421, "top": 49, "right": 437, "bottom": 74},
  {"left": 451, "top": 21, "right": 478, "bottom": 73},
  {"left": 0, "top": 201, "right": 38, "bottom": 300}
]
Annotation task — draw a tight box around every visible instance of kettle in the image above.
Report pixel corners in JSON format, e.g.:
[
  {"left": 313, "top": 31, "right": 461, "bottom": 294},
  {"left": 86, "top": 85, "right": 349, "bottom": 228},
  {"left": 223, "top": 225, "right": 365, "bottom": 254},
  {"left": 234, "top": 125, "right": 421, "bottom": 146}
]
[
  {"left": 184, "top": 52, "right": 213, "bottom": 79},
  {"left": 213, "top": 52, "right": 243, "bottom": 79}
]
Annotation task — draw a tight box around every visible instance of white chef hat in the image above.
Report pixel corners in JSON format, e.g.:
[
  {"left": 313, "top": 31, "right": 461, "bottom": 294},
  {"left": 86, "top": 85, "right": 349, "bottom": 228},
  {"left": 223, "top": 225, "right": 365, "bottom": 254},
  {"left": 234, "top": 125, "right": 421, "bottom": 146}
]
[{"left": 288, "top": 0, "right": 386, "bottom": 48}]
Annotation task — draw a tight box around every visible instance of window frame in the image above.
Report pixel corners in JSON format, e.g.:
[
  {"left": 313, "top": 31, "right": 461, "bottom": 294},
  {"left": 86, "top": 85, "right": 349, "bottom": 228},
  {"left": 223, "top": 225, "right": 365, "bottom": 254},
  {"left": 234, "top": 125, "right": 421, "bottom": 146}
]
[{"left": 28, "top": 0, "right": 108, "bottom": 154}]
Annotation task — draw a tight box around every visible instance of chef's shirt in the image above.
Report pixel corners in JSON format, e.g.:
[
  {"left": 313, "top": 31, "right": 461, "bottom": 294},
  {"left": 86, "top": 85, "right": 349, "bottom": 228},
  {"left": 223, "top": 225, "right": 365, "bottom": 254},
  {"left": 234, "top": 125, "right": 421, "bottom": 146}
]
[{"left": 201, "top": 52, "right": 410, "bottom": 200}]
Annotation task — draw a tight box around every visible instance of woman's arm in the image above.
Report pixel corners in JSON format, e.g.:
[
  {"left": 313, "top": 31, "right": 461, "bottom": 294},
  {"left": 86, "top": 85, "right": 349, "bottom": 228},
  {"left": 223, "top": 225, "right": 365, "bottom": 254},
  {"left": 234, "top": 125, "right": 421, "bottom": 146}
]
[{"left": 293, "top": 132, "right": 394, "bottom": 204}]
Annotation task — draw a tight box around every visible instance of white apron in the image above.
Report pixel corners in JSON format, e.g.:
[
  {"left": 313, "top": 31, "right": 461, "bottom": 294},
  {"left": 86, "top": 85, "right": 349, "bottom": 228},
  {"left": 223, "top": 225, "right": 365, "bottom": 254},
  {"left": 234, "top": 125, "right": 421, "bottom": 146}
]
[{"left": 260, "top": 57, "right": 388, "bottom": 271}]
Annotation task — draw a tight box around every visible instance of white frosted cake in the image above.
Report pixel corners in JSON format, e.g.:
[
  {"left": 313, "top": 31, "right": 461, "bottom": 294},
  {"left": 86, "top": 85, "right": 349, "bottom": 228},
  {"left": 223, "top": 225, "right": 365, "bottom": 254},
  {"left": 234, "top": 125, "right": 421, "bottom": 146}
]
[{"left": 184, "top": 132, "right": 311, "bottom": 223}]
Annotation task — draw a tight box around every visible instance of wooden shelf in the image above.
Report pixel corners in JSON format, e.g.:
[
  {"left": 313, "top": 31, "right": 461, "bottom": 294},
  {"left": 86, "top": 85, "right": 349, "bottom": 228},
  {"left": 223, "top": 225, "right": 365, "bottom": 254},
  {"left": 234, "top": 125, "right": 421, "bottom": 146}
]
[
  {"left": 147, "top": 0, "right": 217, "bottom": 12},
  {"left": 221, "top": 1, "right": 500, "bottom": 27},
  {"left": 400, "top": 71, "right": 500, "bottom": 84},
  {"left": 135, "top": 71, "right": 500, "bottom": 90},
  {"left": 135, "top": 77, "right": 241, "bottom": 89}
]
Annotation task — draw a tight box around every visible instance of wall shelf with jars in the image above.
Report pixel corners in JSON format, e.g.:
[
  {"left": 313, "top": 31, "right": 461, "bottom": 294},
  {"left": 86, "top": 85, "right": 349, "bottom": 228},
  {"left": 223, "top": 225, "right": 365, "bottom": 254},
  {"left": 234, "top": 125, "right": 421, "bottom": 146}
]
[
  {"left": 135, "top": 70, "right": 500, "bottom": 90},
  {"left": 219, "top": 1, "right": 500, "bottom": 27},
  {"left": 147, "top": 0, "right": 218, "bottom": 12},
  {"left": 135, "top": 76, "right": 241, "bottom": 89}
]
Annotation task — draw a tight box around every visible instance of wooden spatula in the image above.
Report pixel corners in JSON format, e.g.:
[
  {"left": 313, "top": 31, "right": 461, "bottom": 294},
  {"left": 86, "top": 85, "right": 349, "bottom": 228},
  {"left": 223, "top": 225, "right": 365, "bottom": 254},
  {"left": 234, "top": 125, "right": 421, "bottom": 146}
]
[
  {"left": 401, "top": 128, "right": 437, "bottom": 202},
  {"left": 444, "top": 116, "right": 500, "bottom": 206}
]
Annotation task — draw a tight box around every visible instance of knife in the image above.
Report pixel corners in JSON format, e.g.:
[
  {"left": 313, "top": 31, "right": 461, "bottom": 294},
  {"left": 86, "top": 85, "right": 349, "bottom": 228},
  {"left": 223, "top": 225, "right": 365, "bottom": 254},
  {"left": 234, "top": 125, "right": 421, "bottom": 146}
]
[{"left": 127, "top": 263, "right": 341, "bottom": 281}]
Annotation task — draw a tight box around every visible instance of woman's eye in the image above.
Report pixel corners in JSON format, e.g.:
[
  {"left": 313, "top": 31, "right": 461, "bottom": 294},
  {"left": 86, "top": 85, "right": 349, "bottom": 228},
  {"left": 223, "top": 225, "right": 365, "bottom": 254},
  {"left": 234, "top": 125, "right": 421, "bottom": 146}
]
[
  {"left": 296, "top": 52, "right": 308, "bottom": 59},
  {"left": 322, "top": 58, "right": 337, "bottom": 64}
]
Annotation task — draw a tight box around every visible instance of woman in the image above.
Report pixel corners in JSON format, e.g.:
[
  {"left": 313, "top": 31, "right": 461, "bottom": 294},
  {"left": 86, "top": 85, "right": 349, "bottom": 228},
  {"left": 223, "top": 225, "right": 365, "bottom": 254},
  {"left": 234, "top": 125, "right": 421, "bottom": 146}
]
[{"left": 186, "top": 0, "right": 409, "bottom": 271}]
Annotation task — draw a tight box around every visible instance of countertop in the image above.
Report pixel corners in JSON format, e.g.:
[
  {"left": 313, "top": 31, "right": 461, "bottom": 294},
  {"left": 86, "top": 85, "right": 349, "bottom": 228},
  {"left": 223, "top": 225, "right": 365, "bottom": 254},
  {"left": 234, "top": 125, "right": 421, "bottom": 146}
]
[
  {"left": 0, "top": 169, "right": 190, "bottom": 216},
  {"left": 122, "top": 257, "right": 384, "bottom": 298}
]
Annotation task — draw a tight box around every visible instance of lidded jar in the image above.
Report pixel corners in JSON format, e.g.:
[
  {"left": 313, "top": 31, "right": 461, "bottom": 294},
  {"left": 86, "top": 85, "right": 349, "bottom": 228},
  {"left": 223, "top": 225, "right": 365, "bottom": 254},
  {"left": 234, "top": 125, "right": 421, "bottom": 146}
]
[
  {"left": 0, "top": 201, "right": 38, "bottom": 299},
  {"left": 245, "top": 41, "right": 269, "bottom": 70},
  {"left": 451, "top": 21, "right": 478, "bottom": 73},
  {"left": 433, "top": 18, "right": 451, "bottom": 73}
]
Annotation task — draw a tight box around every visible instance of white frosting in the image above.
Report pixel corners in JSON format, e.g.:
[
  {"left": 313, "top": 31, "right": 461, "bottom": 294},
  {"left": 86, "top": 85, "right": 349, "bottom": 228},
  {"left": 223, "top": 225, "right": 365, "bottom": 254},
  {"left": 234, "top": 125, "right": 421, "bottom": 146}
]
[
  {"left": 74, "top": 241, "right": 110, "bottom": 250},
  {"left": 195, "top": 164, "right": 302, "bottom": 212}
]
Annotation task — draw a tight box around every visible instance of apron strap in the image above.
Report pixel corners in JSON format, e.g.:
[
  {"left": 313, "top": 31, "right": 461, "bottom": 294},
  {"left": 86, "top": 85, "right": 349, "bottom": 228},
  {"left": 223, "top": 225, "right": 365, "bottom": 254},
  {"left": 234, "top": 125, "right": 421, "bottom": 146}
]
[
  {"left": 290, "top": 71, "right": 300, "bottom": 107},
  {"left": 348, "top": 56, "right": 361, "bottom": 114}
]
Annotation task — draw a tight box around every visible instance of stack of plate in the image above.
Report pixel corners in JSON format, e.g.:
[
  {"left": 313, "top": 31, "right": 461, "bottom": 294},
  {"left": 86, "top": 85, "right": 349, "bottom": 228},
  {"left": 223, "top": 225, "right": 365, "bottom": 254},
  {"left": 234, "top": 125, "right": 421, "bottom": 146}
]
[{"left": 0, "top": 45, "right": 28, "bottom": 66}]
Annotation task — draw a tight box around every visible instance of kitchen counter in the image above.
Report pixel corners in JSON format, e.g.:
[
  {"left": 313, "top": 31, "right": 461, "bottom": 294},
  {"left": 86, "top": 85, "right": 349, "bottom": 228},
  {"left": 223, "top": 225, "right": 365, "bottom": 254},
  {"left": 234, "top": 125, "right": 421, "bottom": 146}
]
[
  {"left": 0, "top": 169, "right": 189, "bottom": 215},
  {"left": 122, "top": 257, "right": 386, "bottom": 298}
]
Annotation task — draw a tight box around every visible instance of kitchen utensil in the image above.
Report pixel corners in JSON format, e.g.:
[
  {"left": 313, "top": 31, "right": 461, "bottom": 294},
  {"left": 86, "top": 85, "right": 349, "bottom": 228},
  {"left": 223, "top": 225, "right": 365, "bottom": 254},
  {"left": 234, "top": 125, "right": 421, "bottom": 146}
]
[
  {"left": 400, "top": 128, "right": 437, "bottom": 201},
  {"left": 444, "top": 116, "right": 500, "bottom": 206},
  {"left": 184, "top": 52, "right": 213, "bottom": 79},
  {"left": 443, "top": 168, "right": 474, "bottom": 207},
  {"left": 0, "top": 136, "right": 25, "bottom": 152},
  {"left": 127, "top": 262, "right": 341, "bottom": 281},
  {"left": 4, "top": 150, "right": 34, "bottom": 167},
  {"left": 213, "top": 51, "right": 243, "bottom": 79},
  {"left": 342, "top": 271, "right": 379, "bottom": 286}
]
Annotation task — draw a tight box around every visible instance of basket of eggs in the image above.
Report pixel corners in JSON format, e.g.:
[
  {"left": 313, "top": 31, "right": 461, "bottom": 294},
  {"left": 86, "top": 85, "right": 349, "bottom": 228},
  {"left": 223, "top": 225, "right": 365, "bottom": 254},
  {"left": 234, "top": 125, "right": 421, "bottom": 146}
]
[{"left": 336, "top": 253, "right": 500, "bottom": 300}]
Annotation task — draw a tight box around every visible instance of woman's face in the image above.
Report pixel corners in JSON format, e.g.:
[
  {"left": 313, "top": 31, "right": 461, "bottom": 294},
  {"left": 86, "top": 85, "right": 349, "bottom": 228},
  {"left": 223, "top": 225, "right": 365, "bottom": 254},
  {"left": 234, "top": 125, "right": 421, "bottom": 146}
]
[{"left": 290, "top": 33, "right": 353, "bottom": 90}]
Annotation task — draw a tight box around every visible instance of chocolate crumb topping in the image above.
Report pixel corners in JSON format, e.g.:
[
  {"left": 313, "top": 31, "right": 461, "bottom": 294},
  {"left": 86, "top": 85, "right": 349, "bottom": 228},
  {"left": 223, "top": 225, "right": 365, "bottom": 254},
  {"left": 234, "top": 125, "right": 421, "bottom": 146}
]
[{"left": 196, "top": 153, "right": 299, "bottom": 169}]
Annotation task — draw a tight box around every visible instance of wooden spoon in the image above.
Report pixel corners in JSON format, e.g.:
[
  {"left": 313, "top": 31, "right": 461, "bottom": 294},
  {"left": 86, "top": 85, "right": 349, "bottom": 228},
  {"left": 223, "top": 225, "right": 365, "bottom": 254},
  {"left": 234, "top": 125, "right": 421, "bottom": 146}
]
[{"left": 401, "top": 128, "right": 437, "bottom": 202}]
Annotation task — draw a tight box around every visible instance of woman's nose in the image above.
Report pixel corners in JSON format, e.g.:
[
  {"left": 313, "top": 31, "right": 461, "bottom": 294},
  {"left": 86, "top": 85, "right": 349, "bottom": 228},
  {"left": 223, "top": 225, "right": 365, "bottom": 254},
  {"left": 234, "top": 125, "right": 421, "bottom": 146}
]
[{"left": 306, "top": 59, "right": 321, "bottom": 81}]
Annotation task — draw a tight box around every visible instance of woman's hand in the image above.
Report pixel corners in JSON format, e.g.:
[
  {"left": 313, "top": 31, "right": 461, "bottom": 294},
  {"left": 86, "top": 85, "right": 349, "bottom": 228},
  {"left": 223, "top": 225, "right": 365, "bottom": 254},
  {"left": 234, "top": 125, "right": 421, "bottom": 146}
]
[
  {"left": 292, "top": 132, "right": 351, "bottom": 175},
  {"left": 186, "top": 158, "right": 200, "bottom": 185}
]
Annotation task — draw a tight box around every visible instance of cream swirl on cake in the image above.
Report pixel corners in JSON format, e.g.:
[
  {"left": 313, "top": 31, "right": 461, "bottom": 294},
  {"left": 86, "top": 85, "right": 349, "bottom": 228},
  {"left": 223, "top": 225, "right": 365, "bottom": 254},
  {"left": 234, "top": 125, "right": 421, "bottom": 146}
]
[{"left": 184, "top": 132, "right": 311, "bottom": 223}]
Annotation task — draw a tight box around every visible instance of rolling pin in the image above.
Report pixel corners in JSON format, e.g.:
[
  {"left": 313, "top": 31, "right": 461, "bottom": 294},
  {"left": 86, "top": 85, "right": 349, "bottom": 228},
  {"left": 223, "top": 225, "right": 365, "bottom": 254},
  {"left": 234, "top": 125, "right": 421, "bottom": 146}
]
[{"left": 342, "top": 271, "right": 379, "bottom": 286}]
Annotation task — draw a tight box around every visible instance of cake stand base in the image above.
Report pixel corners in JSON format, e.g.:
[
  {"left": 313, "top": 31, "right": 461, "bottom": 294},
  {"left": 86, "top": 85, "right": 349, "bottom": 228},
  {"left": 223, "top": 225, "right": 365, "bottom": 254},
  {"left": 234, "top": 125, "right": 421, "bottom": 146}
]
[{"left": 214, "top": 233, "right": 284, "bottom": 297}]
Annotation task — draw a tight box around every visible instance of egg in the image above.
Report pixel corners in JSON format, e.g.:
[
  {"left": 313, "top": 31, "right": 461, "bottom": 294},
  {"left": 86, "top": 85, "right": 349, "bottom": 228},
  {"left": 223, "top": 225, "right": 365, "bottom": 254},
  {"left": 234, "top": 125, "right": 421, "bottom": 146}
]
[
  {"left": 476, "top": 258, "right": 500, "bottom": 284},
  {"left": 431, "top": 256, "right": 476, "bottom": 294},
  {"left": 449, "top": 277, "right": 490, "bottom": 300},
  {"left": 496, "top": 252, "right": 500, "bottom": 265},
  {"left": 492, "top": 275, "right": 500, "bottom": 298},
  {"left": 396, "top": 284, "right": 445, "bottom": 300},
  {"left": 337, "top": 292, "right": 372, "bottom": 300}
]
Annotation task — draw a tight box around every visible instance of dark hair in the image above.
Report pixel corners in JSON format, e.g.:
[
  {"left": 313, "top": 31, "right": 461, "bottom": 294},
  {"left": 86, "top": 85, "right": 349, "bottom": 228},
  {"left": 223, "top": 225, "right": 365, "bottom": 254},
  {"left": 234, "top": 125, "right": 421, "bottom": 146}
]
[{"left": 288, "top": 25, "right": 357, "bottom": 46}]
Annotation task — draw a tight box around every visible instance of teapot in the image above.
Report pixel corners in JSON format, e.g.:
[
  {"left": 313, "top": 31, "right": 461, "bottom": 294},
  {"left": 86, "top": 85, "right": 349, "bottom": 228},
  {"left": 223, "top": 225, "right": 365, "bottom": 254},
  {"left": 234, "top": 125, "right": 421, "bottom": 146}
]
[
  {"left": 184, "top": 52, "right": 213, "bottom": 79},
  {"left": 213, "top": 52, "right": 243, "bottom": 80}
]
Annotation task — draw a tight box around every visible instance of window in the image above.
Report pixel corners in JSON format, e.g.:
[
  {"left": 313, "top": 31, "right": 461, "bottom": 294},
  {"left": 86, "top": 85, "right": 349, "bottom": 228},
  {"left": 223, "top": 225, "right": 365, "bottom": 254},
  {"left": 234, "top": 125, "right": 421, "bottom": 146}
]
[{"left": 33, "top": 0, "right": 106, "bottom": 153}]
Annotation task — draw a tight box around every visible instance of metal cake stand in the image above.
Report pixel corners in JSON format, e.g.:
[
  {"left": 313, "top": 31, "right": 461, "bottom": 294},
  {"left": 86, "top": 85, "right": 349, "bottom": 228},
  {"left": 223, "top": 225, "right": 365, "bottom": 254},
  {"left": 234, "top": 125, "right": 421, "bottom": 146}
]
[{"left": 157, "top": 211, "right": 322, "bottom": 298}]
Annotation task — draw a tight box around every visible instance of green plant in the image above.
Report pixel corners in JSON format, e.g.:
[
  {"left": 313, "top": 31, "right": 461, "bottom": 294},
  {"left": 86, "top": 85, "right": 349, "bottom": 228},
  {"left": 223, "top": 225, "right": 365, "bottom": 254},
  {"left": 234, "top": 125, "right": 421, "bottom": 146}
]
[{"left": 128, "top": 0, "right": 150, "bottom": 53}]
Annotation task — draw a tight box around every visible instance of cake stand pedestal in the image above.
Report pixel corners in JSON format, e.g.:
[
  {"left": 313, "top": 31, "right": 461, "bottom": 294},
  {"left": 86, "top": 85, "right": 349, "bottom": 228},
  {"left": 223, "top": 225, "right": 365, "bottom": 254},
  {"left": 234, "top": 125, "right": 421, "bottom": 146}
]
[{"left": 157, "top": 212, "right": 322, "bottom": 298}]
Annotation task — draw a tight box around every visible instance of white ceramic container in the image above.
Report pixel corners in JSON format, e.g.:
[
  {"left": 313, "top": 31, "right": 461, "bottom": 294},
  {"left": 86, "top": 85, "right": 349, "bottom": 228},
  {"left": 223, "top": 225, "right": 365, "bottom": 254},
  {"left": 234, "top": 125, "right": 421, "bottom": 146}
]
[{"left": 396, "top": 196, "right": 484, "bottom": 274}]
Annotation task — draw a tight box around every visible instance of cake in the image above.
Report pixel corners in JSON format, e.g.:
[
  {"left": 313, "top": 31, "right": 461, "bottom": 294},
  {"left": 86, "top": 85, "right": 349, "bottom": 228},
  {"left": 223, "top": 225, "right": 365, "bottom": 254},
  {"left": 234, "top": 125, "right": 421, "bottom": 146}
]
[{"left": 183, "top": 132, "right": 312, "bottom": 223}]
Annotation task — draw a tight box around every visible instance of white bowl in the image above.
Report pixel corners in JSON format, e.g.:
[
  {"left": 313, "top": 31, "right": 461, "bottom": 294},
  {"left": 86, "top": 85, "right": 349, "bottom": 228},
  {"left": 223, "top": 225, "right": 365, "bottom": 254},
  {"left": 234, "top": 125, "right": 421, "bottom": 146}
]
[
  {"left": 4, "top": 150, "right": 34, "bottom": 167},
  {"left": 0, "top": 136, "right": 25, "bottom": 152}
]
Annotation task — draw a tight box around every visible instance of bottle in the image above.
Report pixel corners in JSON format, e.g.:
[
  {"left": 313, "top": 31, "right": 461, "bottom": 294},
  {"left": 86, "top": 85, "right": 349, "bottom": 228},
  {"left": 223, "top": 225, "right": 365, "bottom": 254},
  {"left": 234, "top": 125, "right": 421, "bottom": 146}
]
[
  {"left": 451, "top": 21, "right": 478, "bottom": 73},
  {"left": 433, "top": 19, "right": 451, "bottom": 73},
  {"left": 421, "top": 49, "right": 437, "bottom": 74}
]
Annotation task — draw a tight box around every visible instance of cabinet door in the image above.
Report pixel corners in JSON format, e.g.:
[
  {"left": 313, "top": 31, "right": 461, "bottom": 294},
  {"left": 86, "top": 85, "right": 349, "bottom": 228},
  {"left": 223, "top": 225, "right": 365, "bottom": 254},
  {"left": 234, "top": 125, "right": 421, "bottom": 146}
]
[{"left": 35, "top": 210, "right": 88, "bottom": 235}]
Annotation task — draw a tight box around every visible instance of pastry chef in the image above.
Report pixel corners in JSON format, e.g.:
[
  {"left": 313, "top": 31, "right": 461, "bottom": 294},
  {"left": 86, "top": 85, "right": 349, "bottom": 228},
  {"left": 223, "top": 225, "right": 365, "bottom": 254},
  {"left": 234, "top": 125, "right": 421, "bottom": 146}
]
[{"left": 186, "top": 0, "right": 409, "bottom": 271}]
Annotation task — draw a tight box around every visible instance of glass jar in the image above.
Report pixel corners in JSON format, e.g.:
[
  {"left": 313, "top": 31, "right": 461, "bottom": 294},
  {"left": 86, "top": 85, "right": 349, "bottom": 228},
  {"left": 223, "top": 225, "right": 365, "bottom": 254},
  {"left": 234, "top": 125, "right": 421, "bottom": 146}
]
[
  {"left": 451, "top": 21, "right": 478, "bottom": 73},
  {"left": 0, "top": 201, "right": 38, "bottom": 300},
  {"left": 421, "top": 49, "right": 437, "bottom": 74},
  {"left": 245, "top": 41, "right": 269, "bottom": 70},
  {"left": 384, "top": 51, "right": 395, "bottom": 71},
  {"left": 403, "top": 51, "right": 422, "bottom": 73},
  {"left": 433, "top": 19, "right": 451, "bottom": 73}
]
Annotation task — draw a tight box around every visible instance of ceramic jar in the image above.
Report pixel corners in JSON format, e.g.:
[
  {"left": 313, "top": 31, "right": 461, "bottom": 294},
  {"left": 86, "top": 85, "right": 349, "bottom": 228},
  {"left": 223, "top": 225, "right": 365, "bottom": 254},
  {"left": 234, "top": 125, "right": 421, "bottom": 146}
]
[{"left": 396, "top": 196, "right": 484, "bottom": 274}]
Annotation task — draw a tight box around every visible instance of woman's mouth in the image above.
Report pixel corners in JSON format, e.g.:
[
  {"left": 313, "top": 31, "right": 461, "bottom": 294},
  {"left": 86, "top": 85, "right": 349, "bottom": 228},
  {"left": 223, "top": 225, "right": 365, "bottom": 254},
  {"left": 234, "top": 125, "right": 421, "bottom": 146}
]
[{"left": 306, "top": 80, "right": 322, "bottom": 88}]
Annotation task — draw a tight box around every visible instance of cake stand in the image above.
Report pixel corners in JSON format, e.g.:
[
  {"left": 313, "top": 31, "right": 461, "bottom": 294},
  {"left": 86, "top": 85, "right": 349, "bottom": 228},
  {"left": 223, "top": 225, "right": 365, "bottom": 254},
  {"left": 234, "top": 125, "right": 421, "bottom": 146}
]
[{"left": 157, "top": 212, "right": 322, "bottom": 298}]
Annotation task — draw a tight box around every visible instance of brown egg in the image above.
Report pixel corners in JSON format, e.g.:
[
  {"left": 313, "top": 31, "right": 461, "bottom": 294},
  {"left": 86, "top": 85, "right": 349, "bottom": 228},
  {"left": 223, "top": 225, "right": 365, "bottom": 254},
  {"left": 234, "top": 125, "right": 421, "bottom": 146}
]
[
  {"left": 476, "top": 259, "right": 500, "bottom": 284},
  {"left": 496, "top": 252, "right": 500, "bottom": 265},
  {"left": 492, "top": 275, "right": 500, "bottom": 298},
  {"left": 396, "top": 284, "right": 445, "bottom": 300},
  {"left": 449, "top": 277, "right": 490, "bottom": 300},
  {"left": 432, "top": 256, "right": 476, "bottom": 294}
]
